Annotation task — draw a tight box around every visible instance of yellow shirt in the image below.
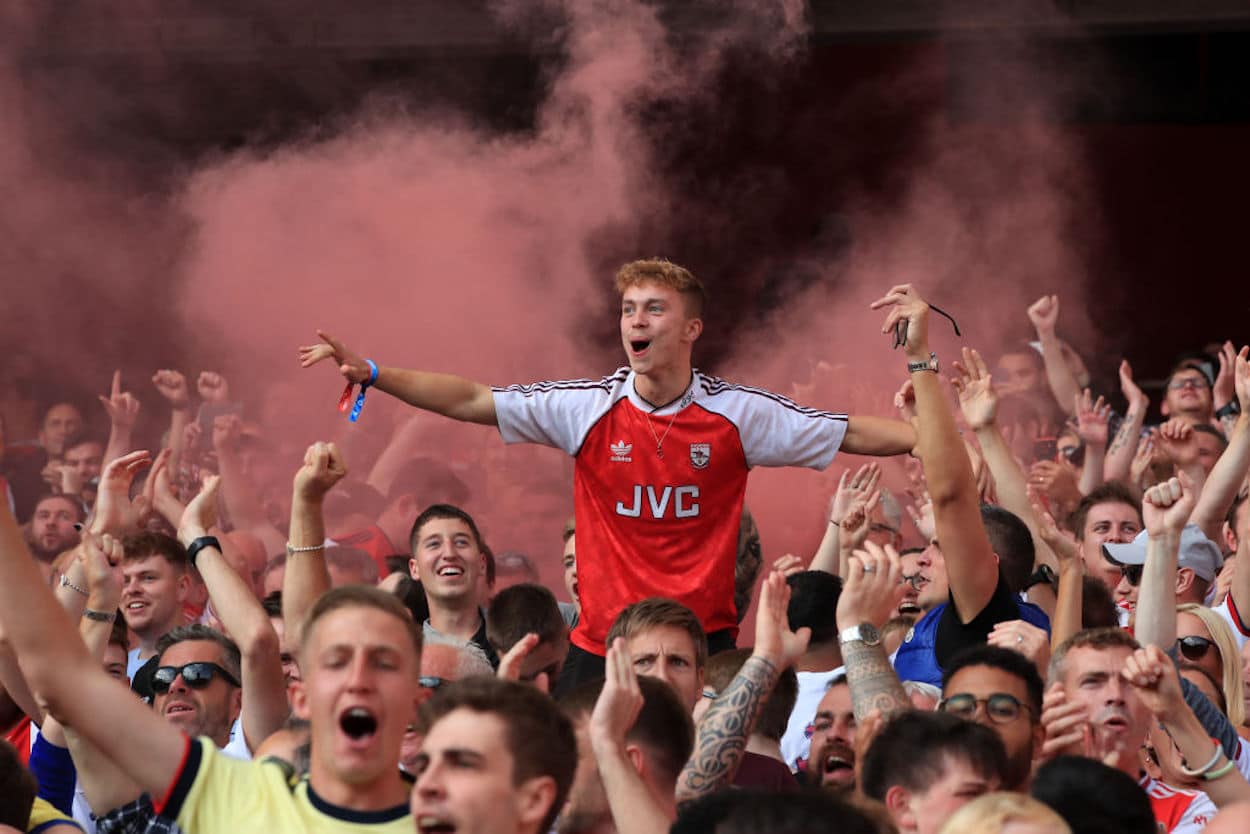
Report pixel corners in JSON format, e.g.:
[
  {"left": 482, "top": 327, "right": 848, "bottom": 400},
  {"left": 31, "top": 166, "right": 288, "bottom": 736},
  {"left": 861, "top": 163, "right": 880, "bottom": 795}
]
[
  {"left": 27, "top": 797, "right": 83, "bottom": 834},
  {"left": 159, "top": 737, "right": 411, "bottom": 834}
]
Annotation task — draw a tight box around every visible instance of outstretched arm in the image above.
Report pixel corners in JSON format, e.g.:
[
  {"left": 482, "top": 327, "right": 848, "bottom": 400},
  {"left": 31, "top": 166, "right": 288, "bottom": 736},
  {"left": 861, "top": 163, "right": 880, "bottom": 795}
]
[
  {"left": 952, "top": 347, "right": 1059, "bottom": 572},
  {"left": 1189, "top": 348, "right": 1250, "bottom": 543},
  {"left": 283, "top": 442, "right": 348, "bottom": 648},
  {"left": 590, "top": 640, "right": 676, "bottom": 834},
  {"left": 873, "top": 285, "right": 998, "bottom": 622},
  {"left": 676, "top": 570, "right": 809, "bottom": 800},
  {"left": 0, "top": 501, "right": 185, "bottom": 802},
  {"left": 300, "top": 331, "right": 497, "bottom": 425},
  {"left": 1125, "top": 647, "right": 1250, "bottom": 807},
  {"left": 1027, "top": 295, "right": 1082, "bottom": 418},
  {"left": 179, "top": 477, "right": 287, "bottom": 752},
  {"left": 1104, "top": 360, "right": 1150, "bottom": 484},
  {"left": 841, "top": 415, "right": 916, "bottom": 457},
  {"left": 1133, "top": 474, "right": 1196, "bottom": 651},
  {"left": 837, "top": 541, "right": 910, "bottom": 722}
]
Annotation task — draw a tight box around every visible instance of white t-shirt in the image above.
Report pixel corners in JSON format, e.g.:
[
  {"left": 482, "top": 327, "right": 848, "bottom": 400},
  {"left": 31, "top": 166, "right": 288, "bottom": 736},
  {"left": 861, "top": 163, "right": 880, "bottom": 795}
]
[
  {"left": 779, "top": 666, "right": 844, "bottom": 773},
  {"left": 126, "top": 647, "right": 152, "bottom": 681}
]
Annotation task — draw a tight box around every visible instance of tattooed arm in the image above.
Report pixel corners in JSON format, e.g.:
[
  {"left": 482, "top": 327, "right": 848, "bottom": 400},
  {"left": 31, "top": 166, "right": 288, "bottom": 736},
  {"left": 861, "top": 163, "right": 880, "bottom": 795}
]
[
  {"left": 1104, "top": 361, "right": 1149, "bottom": 483},
  {"left": 676, "top": 571, "right": 809, "bottom": 802},
  {"left": 837, "top": 541, "right": 911, "bottom": 721}
]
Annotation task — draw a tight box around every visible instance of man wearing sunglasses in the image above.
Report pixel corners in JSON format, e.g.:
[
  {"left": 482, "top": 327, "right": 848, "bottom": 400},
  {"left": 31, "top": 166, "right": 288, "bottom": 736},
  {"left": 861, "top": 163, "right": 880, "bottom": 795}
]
[
  {"left": 148, "top": 625, "right": 245, "bottom": 758},
  {"left": 1103, "top": 524, "right": 1223, "bottom": 622},
  {"left": 940, "top": 645, "right": 1044, "bottom": 791}
]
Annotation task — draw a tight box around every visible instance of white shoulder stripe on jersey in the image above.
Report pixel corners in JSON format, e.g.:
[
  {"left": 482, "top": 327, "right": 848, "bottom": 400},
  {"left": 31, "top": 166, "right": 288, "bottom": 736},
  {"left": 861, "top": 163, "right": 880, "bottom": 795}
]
[
  {"left": 493, "top": 368, "right": 629, "bottom": 396},
  {"left": 699, "top": 375, "right": 848, "bottom": 422}
]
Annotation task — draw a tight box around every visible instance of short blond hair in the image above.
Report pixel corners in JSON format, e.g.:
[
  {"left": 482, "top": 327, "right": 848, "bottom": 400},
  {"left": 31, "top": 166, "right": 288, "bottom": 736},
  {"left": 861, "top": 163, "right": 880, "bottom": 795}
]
[
  {"left": 614, "top": 258, "right": 706, "bottom": 318},
  {"left": 938, "top": 792, "right": 1071, "bottom": 834}
]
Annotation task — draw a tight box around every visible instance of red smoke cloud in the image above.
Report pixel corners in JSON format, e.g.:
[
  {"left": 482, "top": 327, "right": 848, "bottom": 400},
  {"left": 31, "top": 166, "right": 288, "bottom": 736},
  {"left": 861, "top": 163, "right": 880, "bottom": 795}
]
[{"left": 174, "top": 0, "right": 814, "bottom": 571}]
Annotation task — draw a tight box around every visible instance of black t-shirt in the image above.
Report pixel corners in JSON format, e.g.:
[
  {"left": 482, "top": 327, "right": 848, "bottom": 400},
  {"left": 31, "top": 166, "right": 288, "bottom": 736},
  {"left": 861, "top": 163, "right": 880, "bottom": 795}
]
[{"left": 933, "top": 574, "right": 1024, "bottom": 669}]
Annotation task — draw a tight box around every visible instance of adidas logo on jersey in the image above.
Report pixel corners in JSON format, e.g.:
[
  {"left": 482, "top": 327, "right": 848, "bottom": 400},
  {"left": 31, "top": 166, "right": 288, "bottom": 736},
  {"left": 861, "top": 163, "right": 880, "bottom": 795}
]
[{"left": 610, "top": 440, "right": 633, "bottom": 462}]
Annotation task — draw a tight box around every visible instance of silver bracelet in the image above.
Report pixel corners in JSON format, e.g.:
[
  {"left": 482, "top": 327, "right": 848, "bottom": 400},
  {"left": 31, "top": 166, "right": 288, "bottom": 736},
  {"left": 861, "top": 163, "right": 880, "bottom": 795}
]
[
  {"left": 59, "top": 574, "right": 89, "bottom": 597},
  {"left": 286, "top": 542, "right": 326, "bottom": 555}
]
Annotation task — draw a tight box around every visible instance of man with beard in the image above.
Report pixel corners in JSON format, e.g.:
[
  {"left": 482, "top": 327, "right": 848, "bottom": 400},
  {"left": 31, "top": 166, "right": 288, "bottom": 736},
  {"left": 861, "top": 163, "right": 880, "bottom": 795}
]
[
  {"left": 777, "top": 570, "right": 844, "bottom": 774},
  {"left": 805, "top": 676, "right": 856, "bottom": 792},
  {"left": 939, "top": 645, "right": 1044, "bottom": 791},
  {"left": 556, "top": 674, "right": 694, "bottom": 834},
  {"left": 26, "top": 494, "right": 82, "bottom": 567}
]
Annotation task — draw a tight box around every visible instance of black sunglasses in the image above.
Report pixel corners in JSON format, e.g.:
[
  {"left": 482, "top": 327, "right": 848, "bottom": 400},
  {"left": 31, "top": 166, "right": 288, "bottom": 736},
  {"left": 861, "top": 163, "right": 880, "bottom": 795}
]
[
  {"left": 939, "top": 693, "right": 1032, "bottom": 724},
  {"left": 1177, "top": 635, "right": 1218, "bottom": 662},
  {"left": 152, "top": 662, "right": 240, "bottom": 695},
  {"left": 1102, "top": 548, "right": 1143, "bottom": 587}
]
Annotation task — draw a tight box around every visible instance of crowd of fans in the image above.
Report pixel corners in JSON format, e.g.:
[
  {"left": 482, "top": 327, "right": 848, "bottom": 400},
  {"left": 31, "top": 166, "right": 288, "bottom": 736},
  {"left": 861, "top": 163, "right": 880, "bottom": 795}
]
[{"left": 1, "top": 258, "right": 1248, "bottom": 834}]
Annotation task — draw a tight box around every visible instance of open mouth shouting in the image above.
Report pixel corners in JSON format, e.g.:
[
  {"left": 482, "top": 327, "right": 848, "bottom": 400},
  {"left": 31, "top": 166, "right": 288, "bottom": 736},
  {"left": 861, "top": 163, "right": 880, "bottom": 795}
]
[
  {"left": 416, "top": 815, "right": 458, "bottom": 834},
  {"left": 815, "top": 740, "right": 856, "bottom": 788},
  {"left": 339, "top": 706, "right": 380, "bottom": 749},
  {"left": 629, "top": 339, "right": 651, "bottom": 358}
]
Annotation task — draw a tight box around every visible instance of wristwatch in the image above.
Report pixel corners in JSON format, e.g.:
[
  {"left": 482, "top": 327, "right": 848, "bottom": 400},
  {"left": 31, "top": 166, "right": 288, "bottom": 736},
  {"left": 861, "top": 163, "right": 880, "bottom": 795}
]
[
  {"left": 1216, "top": 401, "right": 1241, "bottom": 420},
  {"left": 838, "top": 623, "right": 881, "bottom": 647},
  {"left": 908, "top": 352, "right": 940, "bottom": 374},
  {"left": 83, "top": 609, "right": 116, "bottom": 623},
  {"left": 185, "top": 535, "right": 221, "bottom": 569}
]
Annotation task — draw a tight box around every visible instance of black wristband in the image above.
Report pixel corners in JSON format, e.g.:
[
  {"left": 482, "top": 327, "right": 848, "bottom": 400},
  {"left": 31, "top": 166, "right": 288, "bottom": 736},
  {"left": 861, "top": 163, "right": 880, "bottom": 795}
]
[
  {"left": 185, "top": 535, "right": 221, "bottom": 568},
  {"left": 1216, "top": 401, "right": 1241, "bottom": 420}
]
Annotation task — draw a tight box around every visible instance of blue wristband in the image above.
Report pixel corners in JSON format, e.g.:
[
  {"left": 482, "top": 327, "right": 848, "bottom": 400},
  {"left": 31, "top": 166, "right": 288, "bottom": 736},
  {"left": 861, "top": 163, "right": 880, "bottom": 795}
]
[{"left": 364, "top": 359, "right": 379, "bottom": 387}]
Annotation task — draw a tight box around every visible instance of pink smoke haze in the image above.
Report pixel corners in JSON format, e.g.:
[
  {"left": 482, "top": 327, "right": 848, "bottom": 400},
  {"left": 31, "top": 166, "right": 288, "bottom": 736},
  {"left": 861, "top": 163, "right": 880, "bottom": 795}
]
[
  {"left": 176, "top": 0, "right": 812, "bottom": 570},
  {"left": 4, "top": 1, "right": 1112, "bottom": 614}
]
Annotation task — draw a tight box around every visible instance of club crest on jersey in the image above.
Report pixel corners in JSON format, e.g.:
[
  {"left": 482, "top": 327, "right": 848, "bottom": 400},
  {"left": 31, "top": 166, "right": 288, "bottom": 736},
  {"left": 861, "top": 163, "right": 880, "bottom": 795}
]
[
  {"left": 689, "top": 443, "right": 710, "bottom": 469},
  {"left": 610, "top": 440, "right": 633, "bottom": 463}
]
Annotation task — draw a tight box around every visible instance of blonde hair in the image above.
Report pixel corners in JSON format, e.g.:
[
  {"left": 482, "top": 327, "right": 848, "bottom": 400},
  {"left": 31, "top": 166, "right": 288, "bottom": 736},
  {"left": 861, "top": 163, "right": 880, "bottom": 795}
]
[
  {"left": 938, "top": 792, "right": 1070, "bottom": 834},
  {"left": 614, "top": 258, "right": 706, "bottom": 318},
  {"left": 1178, "top": 603, "right": 1246, "bottom": 726}
]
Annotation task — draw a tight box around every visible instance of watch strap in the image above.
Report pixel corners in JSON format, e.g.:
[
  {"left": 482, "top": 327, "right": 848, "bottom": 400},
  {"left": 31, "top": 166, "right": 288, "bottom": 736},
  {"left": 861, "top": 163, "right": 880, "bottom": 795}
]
[
  {"left": 185, "top": 535, "right": 221, "bottom": 569},
  {"left": 908, "top": 352, "right": 939, "bottom": 374},
  {"left": 83, "top": 608, "right": 116, "bottom": 623}
]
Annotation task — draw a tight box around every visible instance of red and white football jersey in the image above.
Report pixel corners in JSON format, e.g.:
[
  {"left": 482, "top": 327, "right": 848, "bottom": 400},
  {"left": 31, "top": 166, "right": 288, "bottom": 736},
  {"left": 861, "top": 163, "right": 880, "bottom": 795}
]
[
  {"left": 494, "top": 368, "right": 847, "bottom": 654},
  {"left": 1140, "top": 776, "right": 1216, "bottom": 833}
]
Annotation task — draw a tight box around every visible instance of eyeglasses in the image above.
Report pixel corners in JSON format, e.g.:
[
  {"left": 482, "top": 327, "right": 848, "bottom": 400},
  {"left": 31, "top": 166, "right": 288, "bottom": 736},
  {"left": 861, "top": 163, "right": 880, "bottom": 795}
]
[
  {"left": 901, "top": 573, "right": 927, "bottom": 590},
  {"left": 152, "top": 662, "right": 240, "bottom": 694},
  {"left": 1176, "top": 635, "right": 1218, "bottom": 662},
  {"left": 938, "top": 693, "right": 1033, "bottom": 724},
  {"left": 419, "top": 675, "right": 448, "bottom": 690},
  {"left": 1168, "top": 377, "right": 1209, "bottom": 391}
]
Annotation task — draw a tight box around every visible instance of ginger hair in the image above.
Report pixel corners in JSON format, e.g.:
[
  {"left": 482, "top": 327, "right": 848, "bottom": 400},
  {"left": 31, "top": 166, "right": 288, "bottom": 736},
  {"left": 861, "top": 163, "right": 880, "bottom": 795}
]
[{"left": 614, "top": 258, "right": 706, "bottom": 318}]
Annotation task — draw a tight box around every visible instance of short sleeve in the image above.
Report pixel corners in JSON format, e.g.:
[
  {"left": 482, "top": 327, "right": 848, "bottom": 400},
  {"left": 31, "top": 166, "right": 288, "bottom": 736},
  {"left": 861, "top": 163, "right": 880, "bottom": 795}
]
[
  {"left": 492, "top": 374, "right": 622, "bottom": 455},
  {"left": 157, "top": 737, "right": 271, "bottom": 831},
  {"left": 697, "top": 382, "right": 847, "bottom": 470}
]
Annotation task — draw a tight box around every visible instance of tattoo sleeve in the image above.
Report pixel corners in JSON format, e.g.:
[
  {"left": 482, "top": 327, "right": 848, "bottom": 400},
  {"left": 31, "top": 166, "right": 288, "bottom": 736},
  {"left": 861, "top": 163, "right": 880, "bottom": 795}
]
[
  {"left": 676, "top": 655, "right": 778, "bottom": 802},
  {"left": 1104, "top": 407, "right": 1144, "bottom": 482},
  {"left": 842, "top": 639, "right": 910, "bottom": 723}
]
